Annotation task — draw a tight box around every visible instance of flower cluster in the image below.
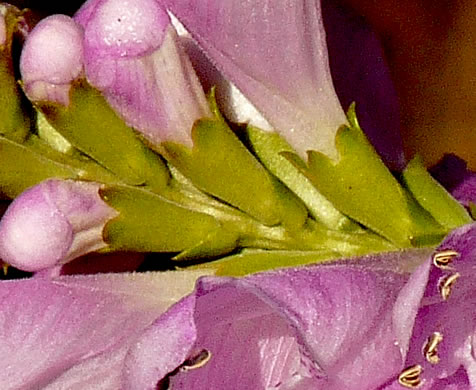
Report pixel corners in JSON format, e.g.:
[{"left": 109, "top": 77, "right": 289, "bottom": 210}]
[{"left": 0, "top": 0, "right": 474, "bottom": 389}]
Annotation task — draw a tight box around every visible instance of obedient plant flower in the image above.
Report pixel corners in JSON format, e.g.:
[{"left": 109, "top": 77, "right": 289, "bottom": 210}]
[
  {"left": 164, "top": 0, "right": 404, "bottom": 167},
  {"left": 121, "top": 224, "right": 476, "bottom": 389},
  {"left": 1, "top": 225, "right": 476, "bottom": 389},
  {"left": 74, "top": 0, "right": 212, "bottom": 147},
  {"left": 18, "top": 10, "right": 171, "bottom": 190},
  {"left": 0, "top": 179, "right": 117, "bottom": 272},
  {"left": 20, "top": 14, "right": 84, "bottom": 106},
  {"left": 163, "top": 0, "right": 347, "bottom": 160}
]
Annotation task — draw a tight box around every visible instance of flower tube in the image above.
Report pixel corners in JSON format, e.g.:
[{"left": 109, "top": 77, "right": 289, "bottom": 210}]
[
  {"left": 75, "top": 0, "right": 212, "bottom": 148},
  {"left": 0, "top": 179, "right": 117, "bottom": 272},
  {"left": 163, "top": 0, "right": 405, "bottom": 169},
  {"left": 163, "top": 0, "right": 348, "bottom": 160}
]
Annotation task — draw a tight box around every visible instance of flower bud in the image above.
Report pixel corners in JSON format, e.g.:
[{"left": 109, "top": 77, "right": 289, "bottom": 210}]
[
  {"left": 0, "top": 179, "right": 117, "bottom": 272},
  {"left": 75, "top": 0, "right": 211, "bottom": 147},
  {"left": 20, "top": 15, "right": 84, "bottom": 106}
]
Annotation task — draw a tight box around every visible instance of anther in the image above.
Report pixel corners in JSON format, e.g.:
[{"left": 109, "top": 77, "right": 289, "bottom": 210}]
[
  {"left": 439, "top": 273, "right": 460, "bottom": 301},
  {"left": 180, "top": 349, "right": 212, "bottom": 371},
  {"left": 423, "top": 332, "right": 443, "bottom": 365},
  {"left": 432, "top": 250, "right": 459, "bottom": 269},
  {"left": 398, "top": 364, "right": 423, "bottom": 388}
]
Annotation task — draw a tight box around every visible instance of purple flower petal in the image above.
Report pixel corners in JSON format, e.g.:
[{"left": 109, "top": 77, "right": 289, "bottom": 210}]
[
  {"left": 402, "top": 223, "right": 476, "bottom": 387},
  {"left": 75, "top": 0, "right": 211, "bottom": 147},
  {"left": 164, "top": 0, "right": 347, "bottom": 159},
  {"left": 20, "top": 14, "right": 84, "bottom": 105},
  {"left": 0, "top": 270, "right": 208, "bottom": 389},
  {"left": 381, "top": 366, "right": 471, "bottom": 389},
  {"left": 128, "top": 251, "right": 430, "bottom": 389},
  {"left": 0, "top": 179, "right": 117, "bottom": 272}
]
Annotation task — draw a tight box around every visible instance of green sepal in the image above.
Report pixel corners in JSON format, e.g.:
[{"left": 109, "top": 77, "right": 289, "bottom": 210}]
[
  {"left": 172, "top": 225, "right": 239, "bottom": 261},
  {"left": 470, "top": 203, "right": 476, "bottom": 220},
  {"left": 283, "top": 104, "right": 413, "bottom": 246},
  {"left": 0, "top": 135, "right": 119, "bottom": 198},
  {"left": 294, "top": 219, "right": 396, "bottom": 256},
  {"left": 36, "top": 110, "right": 73, "bottom": 154},
  {"left": 0, "top": 5, "right": 30, "bottom": 142},
  {"left": 245, "top": 125, "right": 359, "bottom": 231},
  {"left": 37, "top": 80, "right": 169, "bottom": 191},
  {"left": 403, "top": 194, "right": 446, "bottom": 246},
  {"left": 402, "top": 156, "right": 472, "bottom": 229},
  {"left": 161, "top": 113, "right": 308, "bottom": 228},
  {"left": 188, "top": 249, "right": 338, "bottom": 276},
  {"left": 101, "top": 184, "right": 231, "bottom": 254}
]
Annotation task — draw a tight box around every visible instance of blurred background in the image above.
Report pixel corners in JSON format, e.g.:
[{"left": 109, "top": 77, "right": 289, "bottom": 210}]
[{"left": 8, "top": 0, "right": 476, "bottom": 169}]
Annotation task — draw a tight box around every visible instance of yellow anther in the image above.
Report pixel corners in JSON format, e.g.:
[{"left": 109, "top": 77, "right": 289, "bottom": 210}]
[
  {"left": 432, "top": 250, "right": 459, "bottom": 269},
  {"left": 180, "top": 349, "right": 212, "bottom": 372},
  {"left": 398, "top": 364, "right": 423, "bottom": 388},
  {"left": 439, "top": 273, "right": 460, "bottom": 301},
  {"left": 423, "top": 332, "right": 443, "bottom": 365}
]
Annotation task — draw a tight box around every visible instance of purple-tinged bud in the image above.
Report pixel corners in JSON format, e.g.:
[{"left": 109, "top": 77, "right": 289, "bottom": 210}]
[
  {"left": 20, "top": 15, "right": 84, "bottom": 106},
  {"left": 0, "top": 179, "right": 117, "bottom": 272},
  {"left": 75, "top": 0, "right": 212, "bottom": 148}
]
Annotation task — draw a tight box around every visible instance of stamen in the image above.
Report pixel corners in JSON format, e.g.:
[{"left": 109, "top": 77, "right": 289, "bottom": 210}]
[
  {"left": 180, "top": 349, "right": 212, "bottom": 371},
  {"left": 423, "top": 332, "right": 443, "bottom": 365},
  {"left": 398, "top": 364, "right": 423, "bottom": 388},
  {"left": 432, "top": 250, "right": 459, "bottom": 269},
  {"left": 439, "top": 273, "right": 460, "bottom": 301}
]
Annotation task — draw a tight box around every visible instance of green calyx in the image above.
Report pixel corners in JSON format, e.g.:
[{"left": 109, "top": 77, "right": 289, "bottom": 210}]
[
  {"left": 37, "top": 80, "right": 170, "bottom": 191},
  {"left": 1, "top": 59, "right": 473, "bottom": 277},
  {"left": 160, "top": 90, "right": 308, "bottom": 230},
  {"left": 0, "top": 5, "right": 30, "bottom": 143}
]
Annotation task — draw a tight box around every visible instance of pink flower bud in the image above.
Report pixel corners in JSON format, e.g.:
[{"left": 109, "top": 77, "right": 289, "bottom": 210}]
[
  {"left": 75, "top": 0, "right": 211, "bottom": 147},
  {"left": 0, "top": 179, "right": 117, "bottom": 272},
  {"left": 20, "top": 15, "right": 84, "bottom": 106}
]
